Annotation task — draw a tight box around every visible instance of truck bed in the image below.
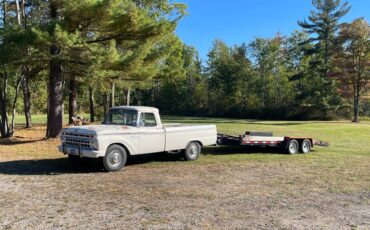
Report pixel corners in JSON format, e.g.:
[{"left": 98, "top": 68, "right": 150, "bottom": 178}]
[{"left": 163, "top": 124, "right": 217, "bottom": 151}]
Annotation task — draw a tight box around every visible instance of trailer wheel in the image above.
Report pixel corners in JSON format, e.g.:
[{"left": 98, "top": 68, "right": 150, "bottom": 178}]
[
  {"left": 102, "top": 144, "right": 127, "bottom": 172},
  {"left": 184, "top": 142, "right": 201, "bottom": 161},
  {"left": 300, "top": 139, "right": 311, "bottom": 154},
  {"left": 287, "top": 139, "right": 299, "bottom": 154}
]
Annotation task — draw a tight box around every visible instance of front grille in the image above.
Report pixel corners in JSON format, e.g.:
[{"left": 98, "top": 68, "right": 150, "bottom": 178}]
[
  {"left": 64, "top": 132, "right": 93, "bottom": 138},
  {"left": 65, "top": 137, "right": 92, "bottom": 149}
]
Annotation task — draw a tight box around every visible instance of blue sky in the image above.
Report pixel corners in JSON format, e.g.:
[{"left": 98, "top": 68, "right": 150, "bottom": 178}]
[{"left": 175, "top": 0, "right": 370, "bottom": 61}]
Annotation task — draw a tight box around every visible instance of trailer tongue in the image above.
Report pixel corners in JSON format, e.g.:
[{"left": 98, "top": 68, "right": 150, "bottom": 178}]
[{"left": 217, "top": 131, "right": 329, "bottom": 154}]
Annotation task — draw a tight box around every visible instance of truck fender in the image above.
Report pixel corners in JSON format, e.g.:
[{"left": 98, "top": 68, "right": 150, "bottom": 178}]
[{"left": 99, "top": 136, "right": 138, "bottom": 156}]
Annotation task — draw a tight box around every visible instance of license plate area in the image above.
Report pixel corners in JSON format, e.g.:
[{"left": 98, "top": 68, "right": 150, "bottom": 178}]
[{"left": 70, "top": 148, "right": 78, "bottom": 155}]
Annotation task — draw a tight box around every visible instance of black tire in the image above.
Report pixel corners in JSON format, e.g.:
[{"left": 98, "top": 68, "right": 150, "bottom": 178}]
[
  {"left": 184, "top": 142, "right": 201, "bottom": 161},
  {"left": 287, "top": 139, "right": 299, "bottom": 154},
  {"left": 103, "top": 144, "right": 127, "bottom": 172},
  {"left": 300, "top": 139, "right": 311, "bottom": 154}
]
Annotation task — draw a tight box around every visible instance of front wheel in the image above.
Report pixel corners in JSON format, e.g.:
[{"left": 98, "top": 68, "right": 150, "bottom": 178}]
[
  {"left": 102, "top": 145, "right": 127, "bottom": 172},
  {"left": 184, "top": 142, "right": 201, "bottom": 161}
]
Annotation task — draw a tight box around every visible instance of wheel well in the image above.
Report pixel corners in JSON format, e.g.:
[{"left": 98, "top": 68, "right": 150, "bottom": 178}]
[
  {"left": 191, "top": 140, "right": 203, "bottom": 147},
  {"left": 107, "top": 143, "right": 131, "bottom": 156}
]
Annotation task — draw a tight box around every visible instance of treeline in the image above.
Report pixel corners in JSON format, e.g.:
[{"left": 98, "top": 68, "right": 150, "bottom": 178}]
[
  {"left": 0, "top": 0, "right": 369, "bottom": 139},
  {"left": 152, "top": 0, "right": 370, "bottom": 120}
]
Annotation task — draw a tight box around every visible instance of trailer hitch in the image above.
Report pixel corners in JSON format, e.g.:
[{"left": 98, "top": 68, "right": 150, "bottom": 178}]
[{"left": 313, "top": 140, "right": 329, "bottom": 147}]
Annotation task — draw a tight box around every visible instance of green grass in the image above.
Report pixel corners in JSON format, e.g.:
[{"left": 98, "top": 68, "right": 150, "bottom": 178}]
[
  {"left": 13, "top": 114, "right": 90, "bottom": 125},
  {"left": 13, "top": 113, "right": 370, "bottom": 160},
  {"left": 4, "top": 114, "right": 370, "bottom": 193},
  {"left": 13, "top": 114, "right": 370, "bottom": 159},
  {"left": 161, "top": 116, "right": 370, "bottom": 192}
]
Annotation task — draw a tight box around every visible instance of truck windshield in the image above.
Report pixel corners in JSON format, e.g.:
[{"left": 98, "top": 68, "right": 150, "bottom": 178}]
[{"left": 103, "top": 109, "right": 138, "bottom": 126}]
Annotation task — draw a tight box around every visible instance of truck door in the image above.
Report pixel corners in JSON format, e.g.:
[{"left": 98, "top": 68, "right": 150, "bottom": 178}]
[{"left": 139, "top": 112, "right": 165, "bottom": 154}]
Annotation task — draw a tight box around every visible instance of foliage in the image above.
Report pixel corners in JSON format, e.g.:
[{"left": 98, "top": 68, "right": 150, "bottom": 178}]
[
  {"left": 298, "top": 0, "right": 351, "bottom": 118},
  {"left": 1, "top": 0, "right": 370, "bottom": 139},
  {"left": 334, "top": 18, "right": 370, "bottom": 121}
]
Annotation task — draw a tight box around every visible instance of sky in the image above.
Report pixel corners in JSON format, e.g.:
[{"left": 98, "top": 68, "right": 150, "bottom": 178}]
[{"left": 175, "top": 0, "right": 370, "bottom": 61}]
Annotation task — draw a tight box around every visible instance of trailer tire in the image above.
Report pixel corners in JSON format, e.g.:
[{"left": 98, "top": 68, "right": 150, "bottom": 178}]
[
  {"left": 287, "top": 139, "right": 299, "bottom": 154},
  {"left": 102, "top": 144, "right": 127, "bottom": 172},
  {"left": 184, "top": 142, "right": 201, "bottom": 161},
  {"left": 300, "top": 139, "right": 311, "bottom": 154}
]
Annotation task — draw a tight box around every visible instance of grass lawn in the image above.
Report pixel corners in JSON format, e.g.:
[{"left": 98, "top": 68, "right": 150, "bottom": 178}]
[{"left": 0, "top": 116, "right": 369, "bottom": 229}]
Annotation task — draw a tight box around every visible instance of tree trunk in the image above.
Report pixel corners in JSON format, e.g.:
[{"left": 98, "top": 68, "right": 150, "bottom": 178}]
[
  {"left": 111, "top": 83, "right": 115, "bottom": 107},
  {"left": 22, "top": 67, "right": 32, "bottom": 128},
  {"left": 46, "top": 44, "right": 63, "bottom": 138},
  {"left": 353, "top": 96, "right": 359, "bottom": 122},
  {"left": 10, "top": 75, "right": 24, "bottom": 136},
  {"left": 126, "top": 87, "right": 131, "bottom": 106},
  {"left": 15, "top": 0, "right": 21, "bottom": 25},
  {"left": 68, "top": 76, "right": 77, "bottom": 124},
  {"left": 0, "top": 0, "right": 10, "bottom": 138},
  {"left": 0, "top": 70, "right": 10, "bottom": 138},
  {"left": 21, "top": 0, "right": 31, "bottom": 128},
  {"left": 21, "top": 0, "right": 26, "bottom": 28},
  {"left": 46, "top": 3, "right": 63, "bottom": 138},
  {"left": 89, "top": 87, "right": 95, "bottom": 122},
  {"left": 103, "top": 93, "right": 110, "bottom": 116}
]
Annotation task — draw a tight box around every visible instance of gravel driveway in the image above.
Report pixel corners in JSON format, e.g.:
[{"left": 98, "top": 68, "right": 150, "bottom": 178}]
[{"left": 0, "top": 153, "right": 369, "bottom": 230}]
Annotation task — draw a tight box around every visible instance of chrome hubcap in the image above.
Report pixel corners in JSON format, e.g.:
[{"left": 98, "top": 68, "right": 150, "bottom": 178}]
[
  {"left": 190, "top": 145, "right": 198, "bottom": 156},
  {"left": 108, "top": 151, "right": 121, "bottom": 167},
  {"left": 289, "top": 142, "right": 298, "bottom": 153},
  {"left": 302, "top": 142, "right": 310, "bottom": 152}
]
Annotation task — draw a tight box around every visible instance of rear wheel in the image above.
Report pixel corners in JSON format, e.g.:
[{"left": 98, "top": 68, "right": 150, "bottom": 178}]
[
  {"left": 102, "top": 145, "right": 127, "bottom": 172},
  {"left": 184, "top": 142, "right": 201, "bottom": 161},
  {"left": 287, "top": 139, "right": 299, "bottom": 154},
  {"left": 300, "top": 139, "right": 311, "bottom": 154}
]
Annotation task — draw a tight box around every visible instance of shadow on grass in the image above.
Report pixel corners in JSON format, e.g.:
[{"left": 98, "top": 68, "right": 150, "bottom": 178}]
[
  {"left": 0, "top": 153, "right": 184, "bottom": 175},
  {"left": 0, "top": 147, "right": 294, "bottom": 175},
  {"left": 203, "top": 146, "right": 287, "bottom": 155},
  {"left": 0, "top": 158, "right": 104, "bottom": 175},
  {"left": 0, "top": 138, "right": 47, "bottom": 146}
]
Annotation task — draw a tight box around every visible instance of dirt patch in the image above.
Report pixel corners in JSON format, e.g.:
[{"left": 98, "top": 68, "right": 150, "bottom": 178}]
[{"left": 0, "top": 159, "right": 369, "bottom": 230}]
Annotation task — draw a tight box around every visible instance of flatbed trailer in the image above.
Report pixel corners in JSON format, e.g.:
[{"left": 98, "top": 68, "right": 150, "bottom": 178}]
[{"left": 217, "top": 131, "right": 329, "bottom": 154}]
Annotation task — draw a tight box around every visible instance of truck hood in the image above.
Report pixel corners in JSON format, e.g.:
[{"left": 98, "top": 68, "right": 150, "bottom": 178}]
[{"left": 63, "top": 125, "right": 138, "bottom": 136}]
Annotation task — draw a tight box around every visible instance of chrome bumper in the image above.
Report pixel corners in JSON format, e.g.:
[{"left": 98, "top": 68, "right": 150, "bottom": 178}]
[{"left": 58, "top": 145, "right": 101, "bottom": 158}]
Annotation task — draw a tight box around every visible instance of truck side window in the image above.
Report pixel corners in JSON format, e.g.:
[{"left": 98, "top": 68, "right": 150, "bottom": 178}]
[{"left": 140, "top": 113, "right": 157, "bottom": 127}]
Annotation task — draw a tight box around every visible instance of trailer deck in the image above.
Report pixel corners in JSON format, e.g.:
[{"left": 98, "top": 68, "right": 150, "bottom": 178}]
[{"left": 217, "top": 131, "right": 329, "bottom": 154}]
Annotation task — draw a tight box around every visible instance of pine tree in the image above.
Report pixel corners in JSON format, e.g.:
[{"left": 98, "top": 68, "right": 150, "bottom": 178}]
[
  {"left": 29, "top": 0, "right": 185, "bottom": 137},
  {"left": 298, "top": 0, "right": 351, "bottom": 118}
]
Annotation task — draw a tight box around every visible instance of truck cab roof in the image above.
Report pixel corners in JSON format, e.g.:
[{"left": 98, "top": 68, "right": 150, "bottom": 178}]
[{"left": 110, "top": 106, "right": 159, "bottom": 113}]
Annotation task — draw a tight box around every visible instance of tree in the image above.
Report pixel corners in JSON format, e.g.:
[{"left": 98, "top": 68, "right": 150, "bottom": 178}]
[
  {"left": 248, "top": 35, "right": 294, "bottom": 117},
  {"left": 45, "top": 1, "right": 63, "bottom": 138},
  {"left": 29, "top": 0, "right": 185, "bottom": 137},
  {"left": 334, "top": 18, "right": 370, "bottom": 122},
  {"left": 0, "top": 0, "right": 26, "bottom": 137},
  {"left": 298, "top": 0, "right": 351, "bottom": 117}
]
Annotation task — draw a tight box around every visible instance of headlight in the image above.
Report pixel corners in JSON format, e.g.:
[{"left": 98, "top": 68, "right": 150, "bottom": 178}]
[{"left": 91, "top": 139, "right": 99, "bottom": 150}]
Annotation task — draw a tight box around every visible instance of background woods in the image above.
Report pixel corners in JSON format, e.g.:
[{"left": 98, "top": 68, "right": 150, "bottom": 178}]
[{"left": 0, "top": 0, "right": 369, "bottom": 138}]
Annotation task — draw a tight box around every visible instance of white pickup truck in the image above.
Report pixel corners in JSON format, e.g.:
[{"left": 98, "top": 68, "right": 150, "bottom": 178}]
[{"left": 59, "top": 106, "right": 217, "bottom": 171}]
